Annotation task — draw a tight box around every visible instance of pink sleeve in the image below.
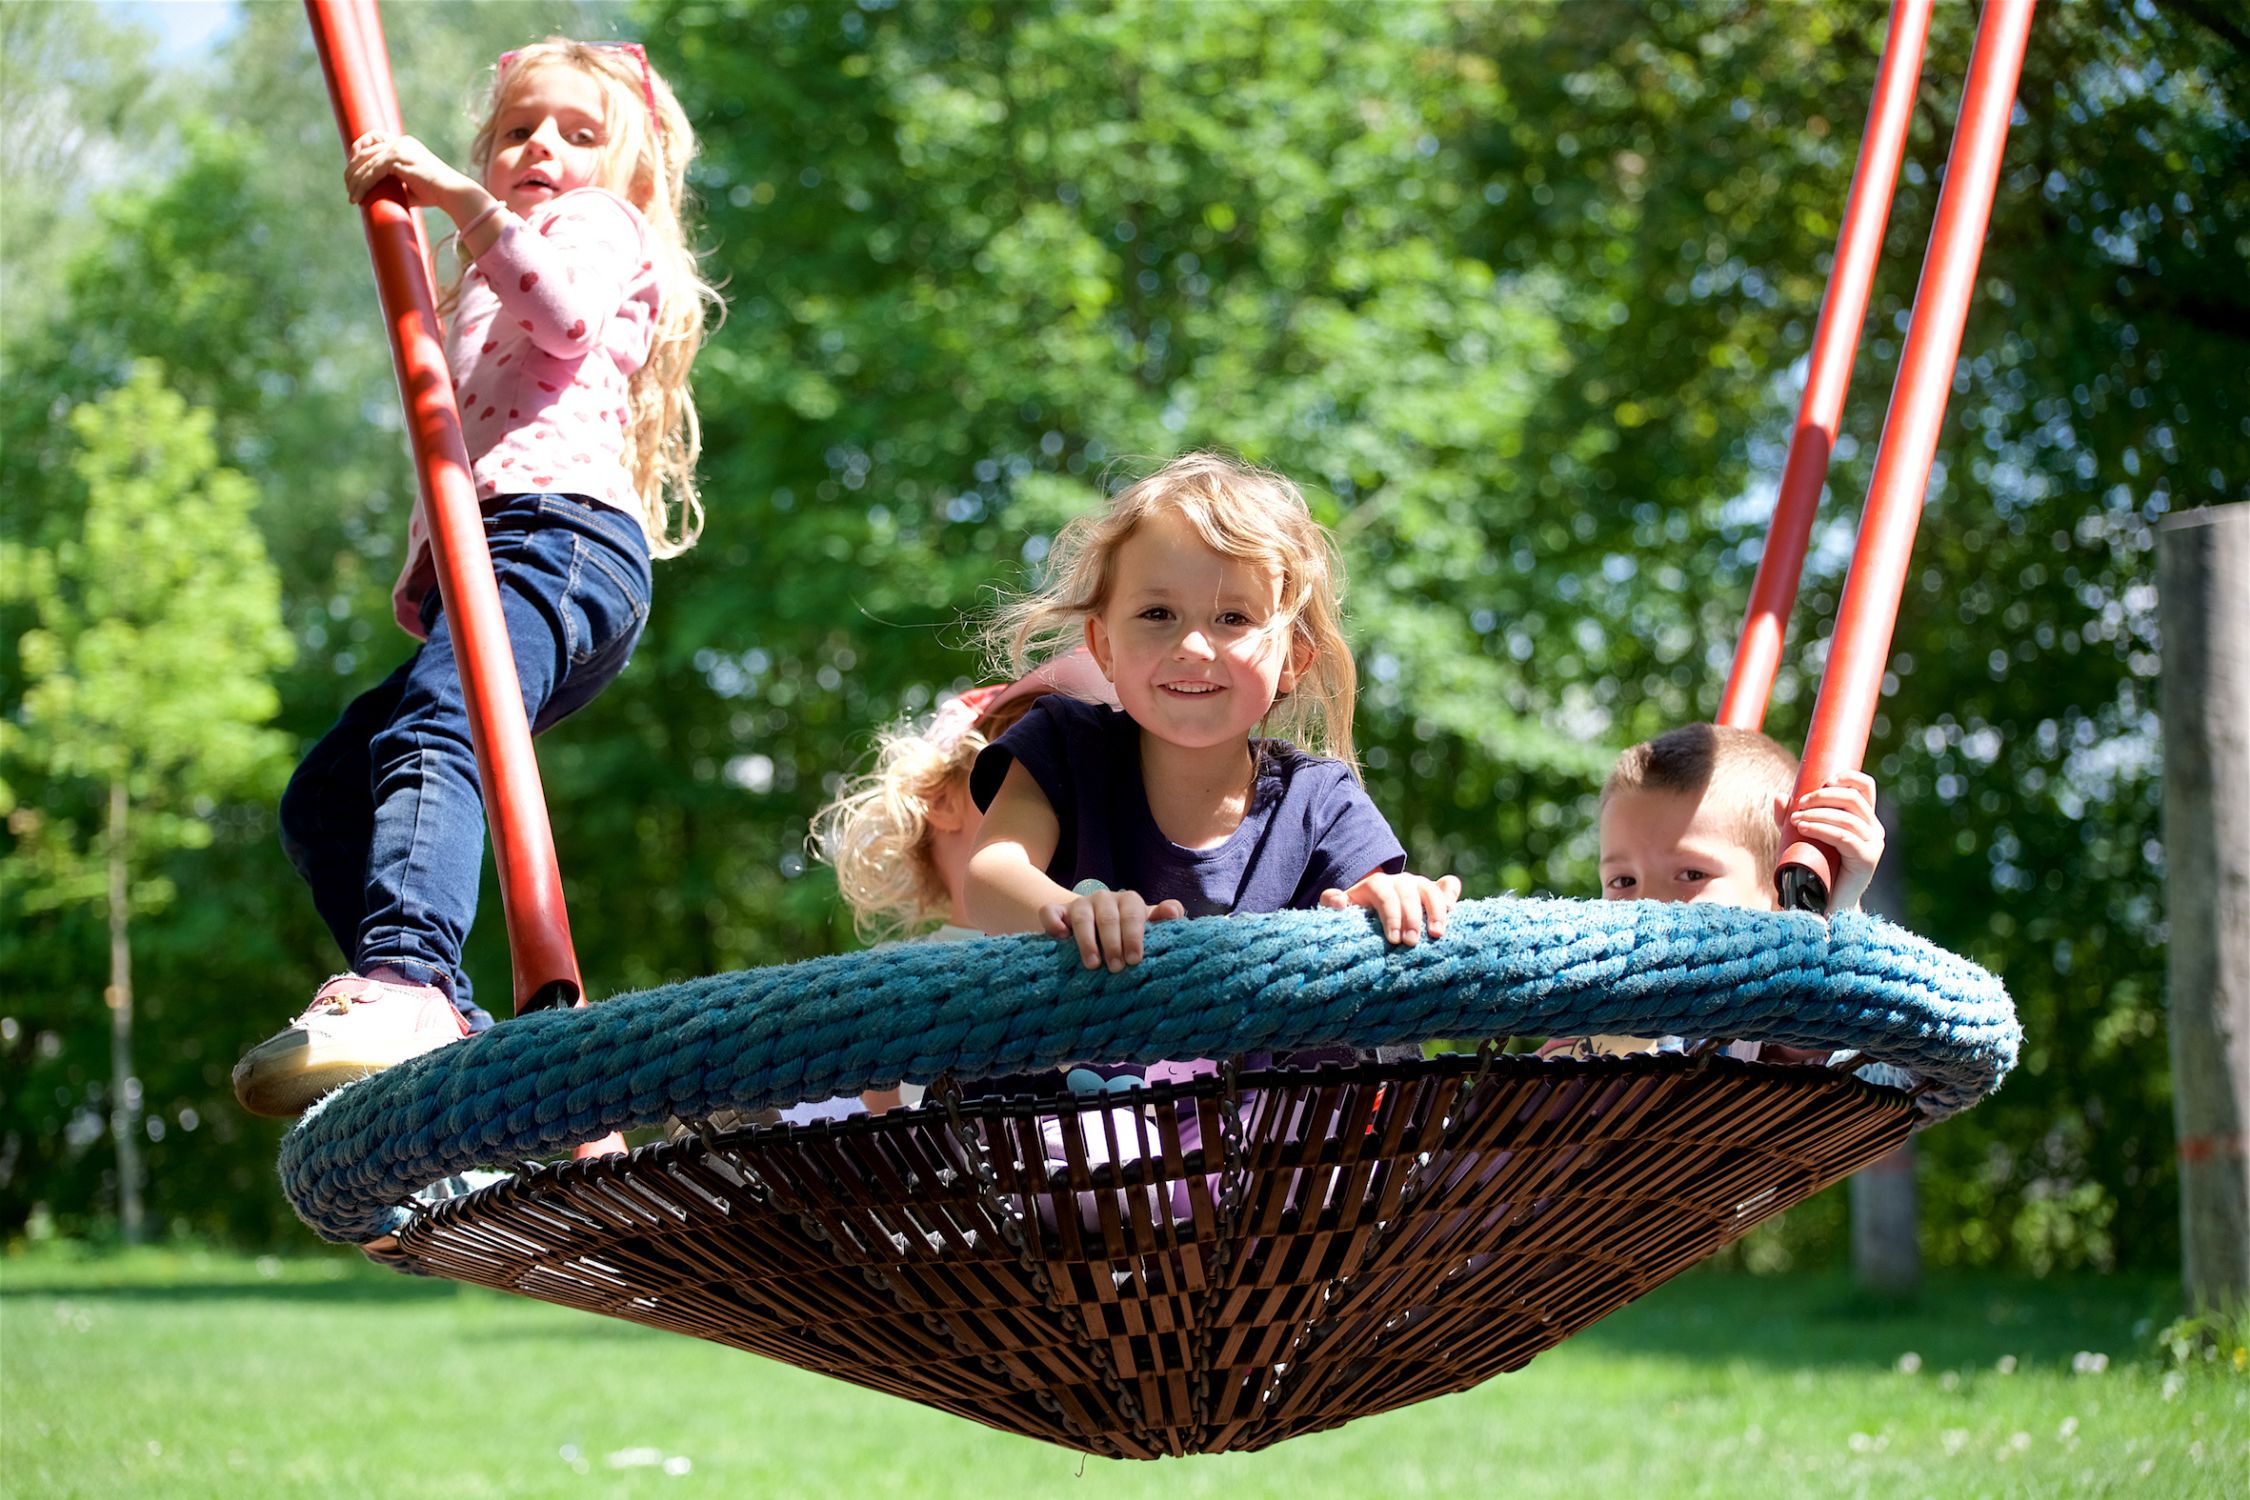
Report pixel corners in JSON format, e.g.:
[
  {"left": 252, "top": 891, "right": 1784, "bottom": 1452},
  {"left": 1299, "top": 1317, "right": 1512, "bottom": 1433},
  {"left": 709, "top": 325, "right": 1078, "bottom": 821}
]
[{"left": 471, "top": 189, "right": 650, "bottom": 361}]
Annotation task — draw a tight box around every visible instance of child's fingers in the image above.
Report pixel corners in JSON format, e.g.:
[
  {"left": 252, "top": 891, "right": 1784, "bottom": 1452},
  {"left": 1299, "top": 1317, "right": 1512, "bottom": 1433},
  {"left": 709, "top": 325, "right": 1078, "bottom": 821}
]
[
  {"left": 1797, "top": 779, "right": 1875, "bottom": 816},
  {"left": 1401, "top": 882, "right": 1430, "bottom": 944},
  {"left": 1119, "top": 897, "right": 1148, "bottom": 966},
  {"left": 1793, "top": 810, "right": 1879, "bottom": 842},
  {"left": 1787, "top": 816, "right": 1859, "bottom": 847},
  {"left": 1368, "top": 875, "right": 1411, "bottom": 945},
  {"left": 1095, "top": 899, "right": 1127, "bottom": 972},
  {"left": 1148, "top": 899, "right": 1186, "bottom": 923},
  {"left": 1066, "top": 902, "right": 1104, "bottom": 969},
  {"left": 1317, "top": 888, "right": 1349, "bottom": 910},
  {"left": 1038, "top": 902, "right": 1072, "bottom": 939},
  {"left": 1418, "top": 880, "right": 1450, "bottom": 940}
]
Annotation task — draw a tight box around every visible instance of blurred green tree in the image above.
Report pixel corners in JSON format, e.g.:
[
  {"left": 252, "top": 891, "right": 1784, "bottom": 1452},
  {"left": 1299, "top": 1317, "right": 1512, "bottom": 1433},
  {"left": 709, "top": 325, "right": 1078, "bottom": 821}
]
[
  {"left": 1, "top": 363, "right": 294, "bottom": 1242},
  {"left": 0, "top": 0, "right": 164, "bottom": 356}
]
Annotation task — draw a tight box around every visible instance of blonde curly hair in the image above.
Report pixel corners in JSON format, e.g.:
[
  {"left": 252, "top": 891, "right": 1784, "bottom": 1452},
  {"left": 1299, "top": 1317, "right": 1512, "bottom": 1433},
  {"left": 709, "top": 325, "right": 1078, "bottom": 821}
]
[{"left": 811, "top": 696, "right": 1049, "bottom": 941}]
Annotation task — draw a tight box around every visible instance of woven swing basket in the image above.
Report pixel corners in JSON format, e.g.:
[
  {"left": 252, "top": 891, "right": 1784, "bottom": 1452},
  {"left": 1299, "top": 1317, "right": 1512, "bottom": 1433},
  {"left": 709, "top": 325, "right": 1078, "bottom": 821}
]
[{"left": 385, "top": 1050, "right": 1914, "bottom": 1459}]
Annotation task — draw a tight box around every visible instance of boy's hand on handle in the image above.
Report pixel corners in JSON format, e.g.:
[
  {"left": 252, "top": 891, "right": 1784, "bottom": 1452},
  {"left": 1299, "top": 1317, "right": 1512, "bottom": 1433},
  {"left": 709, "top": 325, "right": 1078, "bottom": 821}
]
[
  {"left": 1321, "top": 871, "right": 1463, "bottom": 946},
  {"left": 1787, "top": 770, "right": 1884, "bottom": 913},
  {"left": 345, "top": 130, "right": 490, "bottom": 228},
  {"left": 1040, "top": 887, "right": 1185, "bottom": 972}
]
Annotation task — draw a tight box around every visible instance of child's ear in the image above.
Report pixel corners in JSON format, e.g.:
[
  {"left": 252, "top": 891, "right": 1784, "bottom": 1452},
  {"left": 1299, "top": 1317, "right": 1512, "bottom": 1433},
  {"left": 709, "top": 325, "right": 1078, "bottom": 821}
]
[
  {"left": 1276, "top": 629, "right": 1316, "bottom": 696},
  {"left": 926, "top": 776, "right": 971, "bottom": 833},
  {"left": 1772, "top": 790, "right": 1793, "bottom": 833},
  {"left": 1084, "top": 616, "right": 1114, "bottom": 679}
]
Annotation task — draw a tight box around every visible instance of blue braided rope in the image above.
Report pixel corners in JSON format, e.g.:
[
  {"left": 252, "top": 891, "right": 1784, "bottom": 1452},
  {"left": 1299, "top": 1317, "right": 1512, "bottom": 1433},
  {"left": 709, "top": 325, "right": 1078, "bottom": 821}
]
[{"left": 279, "top": 898, "right": 2018, "bottom": 1243}]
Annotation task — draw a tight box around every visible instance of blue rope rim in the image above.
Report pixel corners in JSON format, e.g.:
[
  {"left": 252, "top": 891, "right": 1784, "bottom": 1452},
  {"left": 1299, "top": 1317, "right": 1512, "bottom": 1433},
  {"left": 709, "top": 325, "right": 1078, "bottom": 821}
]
[{"left": 279, "top": 898, "right": 2020, "bottom": 1242}]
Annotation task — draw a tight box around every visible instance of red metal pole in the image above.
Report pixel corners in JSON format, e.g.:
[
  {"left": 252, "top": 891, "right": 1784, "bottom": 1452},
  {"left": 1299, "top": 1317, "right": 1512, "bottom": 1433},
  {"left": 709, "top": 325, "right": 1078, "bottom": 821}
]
[
  {"left": 1718, "top": 0, "right": 1933, "bottom": 731},
  {"left": 1777, "top": 0, "right": 2038, "bottom": 911},
  {"left": 303, "top": 0, "right": 583, "bottom": 1011},
  {"left": 337, "top": 0, "right": 442, "bottom": 298}
]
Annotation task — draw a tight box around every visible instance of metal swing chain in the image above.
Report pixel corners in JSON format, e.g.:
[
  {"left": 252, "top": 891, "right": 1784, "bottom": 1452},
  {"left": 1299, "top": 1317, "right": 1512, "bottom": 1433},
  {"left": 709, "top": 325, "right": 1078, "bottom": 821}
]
[{"left": 932, "top": 1071, "right": 1153, "bottom": 1445}]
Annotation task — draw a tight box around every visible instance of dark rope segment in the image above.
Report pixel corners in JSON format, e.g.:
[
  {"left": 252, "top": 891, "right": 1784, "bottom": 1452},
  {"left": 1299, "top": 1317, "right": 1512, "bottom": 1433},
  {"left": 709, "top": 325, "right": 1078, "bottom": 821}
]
[{"left": 279, "top": 898, "right": 2018, "bottom": 1242}]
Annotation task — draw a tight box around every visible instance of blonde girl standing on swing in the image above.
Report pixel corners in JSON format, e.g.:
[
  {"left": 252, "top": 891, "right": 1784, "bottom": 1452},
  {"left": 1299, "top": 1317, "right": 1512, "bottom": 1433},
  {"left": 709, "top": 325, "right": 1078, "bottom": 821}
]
[{"left": 235, "top": 38, "right": 718, "bottom": 1116}]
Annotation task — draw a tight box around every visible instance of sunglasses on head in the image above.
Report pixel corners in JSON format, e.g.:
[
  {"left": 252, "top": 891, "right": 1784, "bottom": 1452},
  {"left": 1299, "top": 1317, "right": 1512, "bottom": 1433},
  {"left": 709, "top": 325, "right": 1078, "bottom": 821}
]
[{"left": 497, "top": 41, "right": 663, "bottom": 139}]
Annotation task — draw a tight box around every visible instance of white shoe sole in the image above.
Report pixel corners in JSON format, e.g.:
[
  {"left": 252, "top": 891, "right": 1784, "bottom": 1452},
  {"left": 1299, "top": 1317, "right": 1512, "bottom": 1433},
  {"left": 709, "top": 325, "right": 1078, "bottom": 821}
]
[{"left": 231, "top": 1027, "right": 460, "bottom": 1118}]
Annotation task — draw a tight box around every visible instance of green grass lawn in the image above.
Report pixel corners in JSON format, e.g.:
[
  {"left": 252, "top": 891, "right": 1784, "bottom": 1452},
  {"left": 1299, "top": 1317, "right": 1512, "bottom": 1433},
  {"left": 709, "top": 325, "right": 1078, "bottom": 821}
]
[{"left": 3, "top": 1244, "right": 2242, "bottom": 1498}]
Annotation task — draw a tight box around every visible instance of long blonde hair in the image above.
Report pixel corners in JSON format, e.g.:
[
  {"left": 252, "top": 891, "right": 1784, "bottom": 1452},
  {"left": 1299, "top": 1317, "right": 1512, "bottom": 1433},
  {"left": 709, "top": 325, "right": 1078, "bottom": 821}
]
[
  {"left": 448, "top": 38, "right": 721, "bottom": 557},
  {"left": 987, "top": 451, "right": 1360, "bottom": 770}
]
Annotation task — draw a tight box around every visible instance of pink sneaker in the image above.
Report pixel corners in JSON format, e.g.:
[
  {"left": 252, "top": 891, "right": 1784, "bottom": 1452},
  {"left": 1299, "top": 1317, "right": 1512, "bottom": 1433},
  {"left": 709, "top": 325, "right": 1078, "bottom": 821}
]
[{"left": 231, "top": 973, "right": 470, "bottom": 1118}]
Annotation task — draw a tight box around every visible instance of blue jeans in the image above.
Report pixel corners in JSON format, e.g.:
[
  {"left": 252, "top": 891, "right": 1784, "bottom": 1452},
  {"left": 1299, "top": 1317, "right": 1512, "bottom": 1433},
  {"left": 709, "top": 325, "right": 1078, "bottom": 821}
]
[{"left": 279, "top": 495, "right": 651, "bottom": 1029}]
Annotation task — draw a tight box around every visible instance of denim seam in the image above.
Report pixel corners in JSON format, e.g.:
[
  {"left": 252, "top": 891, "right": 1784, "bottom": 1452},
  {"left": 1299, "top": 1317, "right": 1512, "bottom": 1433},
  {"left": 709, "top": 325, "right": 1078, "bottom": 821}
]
[
  {"left": 579, "top": 543, "right": 651, "bottom": 622},
  {"left": 361, "top": 741, "right": 445, "bottom": 982},
  {"left": 562, "top": 536, "right": 588, "bottom": 663}
]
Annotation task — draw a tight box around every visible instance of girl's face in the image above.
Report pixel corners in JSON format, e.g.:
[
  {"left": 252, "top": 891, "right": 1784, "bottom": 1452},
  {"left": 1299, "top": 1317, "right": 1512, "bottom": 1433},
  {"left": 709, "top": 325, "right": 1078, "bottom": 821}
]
[
  {"left": 485, "top": 64, "right": 616, "bottom": 217},
  {"left": 1085, "top": 506, "right": 1308, "bottom": 755}
]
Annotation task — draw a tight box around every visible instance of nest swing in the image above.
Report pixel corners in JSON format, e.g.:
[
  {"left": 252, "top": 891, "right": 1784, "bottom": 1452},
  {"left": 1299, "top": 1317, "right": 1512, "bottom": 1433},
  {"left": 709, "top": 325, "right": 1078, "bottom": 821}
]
[{"left": 281, "top": 0, "right": 2032, "bottom": 1460}]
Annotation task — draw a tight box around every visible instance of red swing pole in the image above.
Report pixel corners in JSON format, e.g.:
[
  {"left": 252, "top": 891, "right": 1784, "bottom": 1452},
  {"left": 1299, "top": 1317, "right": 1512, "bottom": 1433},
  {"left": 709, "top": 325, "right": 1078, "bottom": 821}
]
[
  {"left": 1718, "top": 0, "right": 1933, "bottom": 731},
  {"left": 1777, "top": 0, "right": 2038, "bottom": 911},
  {"left": 304, "top": 0, "right": 585, "bottom": 1014},
  {"left": 334, "top": 0, "right": 443, "bottom": 302}
]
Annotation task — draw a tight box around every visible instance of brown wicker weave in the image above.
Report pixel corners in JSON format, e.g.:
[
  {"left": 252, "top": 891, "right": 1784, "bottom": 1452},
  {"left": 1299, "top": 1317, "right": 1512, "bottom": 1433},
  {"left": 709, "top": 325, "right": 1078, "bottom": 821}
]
[{"left": 391, "top": 1052, "right": 1913, "bottom": 1457}]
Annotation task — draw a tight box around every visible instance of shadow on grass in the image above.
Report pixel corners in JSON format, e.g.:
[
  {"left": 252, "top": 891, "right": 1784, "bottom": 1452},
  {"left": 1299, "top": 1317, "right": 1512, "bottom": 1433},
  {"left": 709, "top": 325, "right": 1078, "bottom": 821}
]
[{"left": 1572, "top": 1268, "right": 2177, "bottom": 1373}]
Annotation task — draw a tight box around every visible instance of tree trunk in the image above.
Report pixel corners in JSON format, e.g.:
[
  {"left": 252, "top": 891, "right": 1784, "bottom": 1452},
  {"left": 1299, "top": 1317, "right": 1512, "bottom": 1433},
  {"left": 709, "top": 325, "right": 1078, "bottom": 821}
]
[
  {"left": 106, "top": 775, "right": 145, "bottom": 1246},
  {"left": 1851, "top": 794, "right": 1919, "bottom": 1295},
  {"left": 2159, "top": 503, "right": 2250, "bottom": 1314}
]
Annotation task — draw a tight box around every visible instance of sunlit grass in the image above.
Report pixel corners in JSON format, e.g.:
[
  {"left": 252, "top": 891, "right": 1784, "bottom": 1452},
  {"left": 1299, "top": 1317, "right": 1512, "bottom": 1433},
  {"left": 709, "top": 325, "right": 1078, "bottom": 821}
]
[{"left": 3, "top": 1244, "right": 2241, "bottom": 1498}]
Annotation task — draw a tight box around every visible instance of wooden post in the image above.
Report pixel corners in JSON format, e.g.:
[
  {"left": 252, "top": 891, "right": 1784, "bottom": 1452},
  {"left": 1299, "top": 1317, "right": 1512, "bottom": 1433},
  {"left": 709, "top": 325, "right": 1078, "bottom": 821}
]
[
  {"left": 1852, "top": 796, "right": 1918, "bottom": 1294},
  {"left": 2159, "top": 503, "right": 2250, "bottom": 1314}
]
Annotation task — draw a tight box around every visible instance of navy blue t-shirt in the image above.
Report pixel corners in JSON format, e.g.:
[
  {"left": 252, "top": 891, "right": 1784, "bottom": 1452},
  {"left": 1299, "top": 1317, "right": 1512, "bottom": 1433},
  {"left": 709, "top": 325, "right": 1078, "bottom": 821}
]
[{"left": 969, "top": 695, "right": 1405, "bottom": 916}]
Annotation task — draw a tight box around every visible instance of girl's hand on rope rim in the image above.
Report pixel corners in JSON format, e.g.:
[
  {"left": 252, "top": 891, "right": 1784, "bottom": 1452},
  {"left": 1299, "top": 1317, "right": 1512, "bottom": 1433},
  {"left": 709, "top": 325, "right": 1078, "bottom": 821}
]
[
  {"left": 1788, "top": 770, "right": 1885, "bottom": 914},
  {"left": 1321, "top": 871, "right": 1463, "bottom": 947},
  {"left": 1040, "top": 887, "right": 1186, "bottom": 971}
]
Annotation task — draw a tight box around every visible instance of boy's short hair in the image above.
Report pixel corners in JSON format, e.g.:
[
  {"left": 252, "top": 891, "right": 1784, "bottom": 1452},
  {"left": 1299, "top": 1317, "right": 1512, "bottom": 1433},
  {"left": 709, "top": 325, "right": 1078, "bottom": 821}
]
[{"left": 1600, "top": 724, "right": 1799, "bottom": 872}]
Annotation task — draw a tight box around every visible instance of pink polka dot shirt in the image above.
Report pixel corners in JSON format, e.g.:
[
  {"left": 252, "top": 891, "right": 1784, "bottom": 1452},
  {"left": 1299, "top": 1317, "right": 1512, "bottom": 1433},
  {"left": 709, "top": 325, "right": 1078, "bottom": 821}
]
[{"left": 392, "top": 188, "right": 661, "bottom": 636}]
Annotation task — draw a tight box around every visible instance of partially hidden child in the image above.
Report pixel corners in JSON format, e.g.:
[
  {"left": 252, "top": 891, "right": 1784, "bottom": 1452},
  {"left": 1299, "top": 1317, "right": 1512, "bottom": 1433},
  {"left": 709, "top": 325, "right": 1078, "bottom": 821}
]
[
  {"left": 1565, "top": 721, "right": 1887, "bottom": 1058},
  {"left": 234, "top": 37, "right": 718, "bottom": 1117},
  {"left": 784, "top": 651, "right": 1116, "bottom": 1125}
]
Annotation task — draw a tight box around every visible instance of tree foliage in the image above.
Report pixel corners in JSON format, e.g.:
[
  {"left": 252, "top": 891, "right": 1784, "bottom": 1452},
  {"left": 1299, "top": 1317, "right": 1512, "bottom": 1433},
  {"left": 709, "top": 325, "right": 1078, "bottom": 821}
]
[{"left": 2, "top": 362, "right": 293, "bottom": 1234}]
